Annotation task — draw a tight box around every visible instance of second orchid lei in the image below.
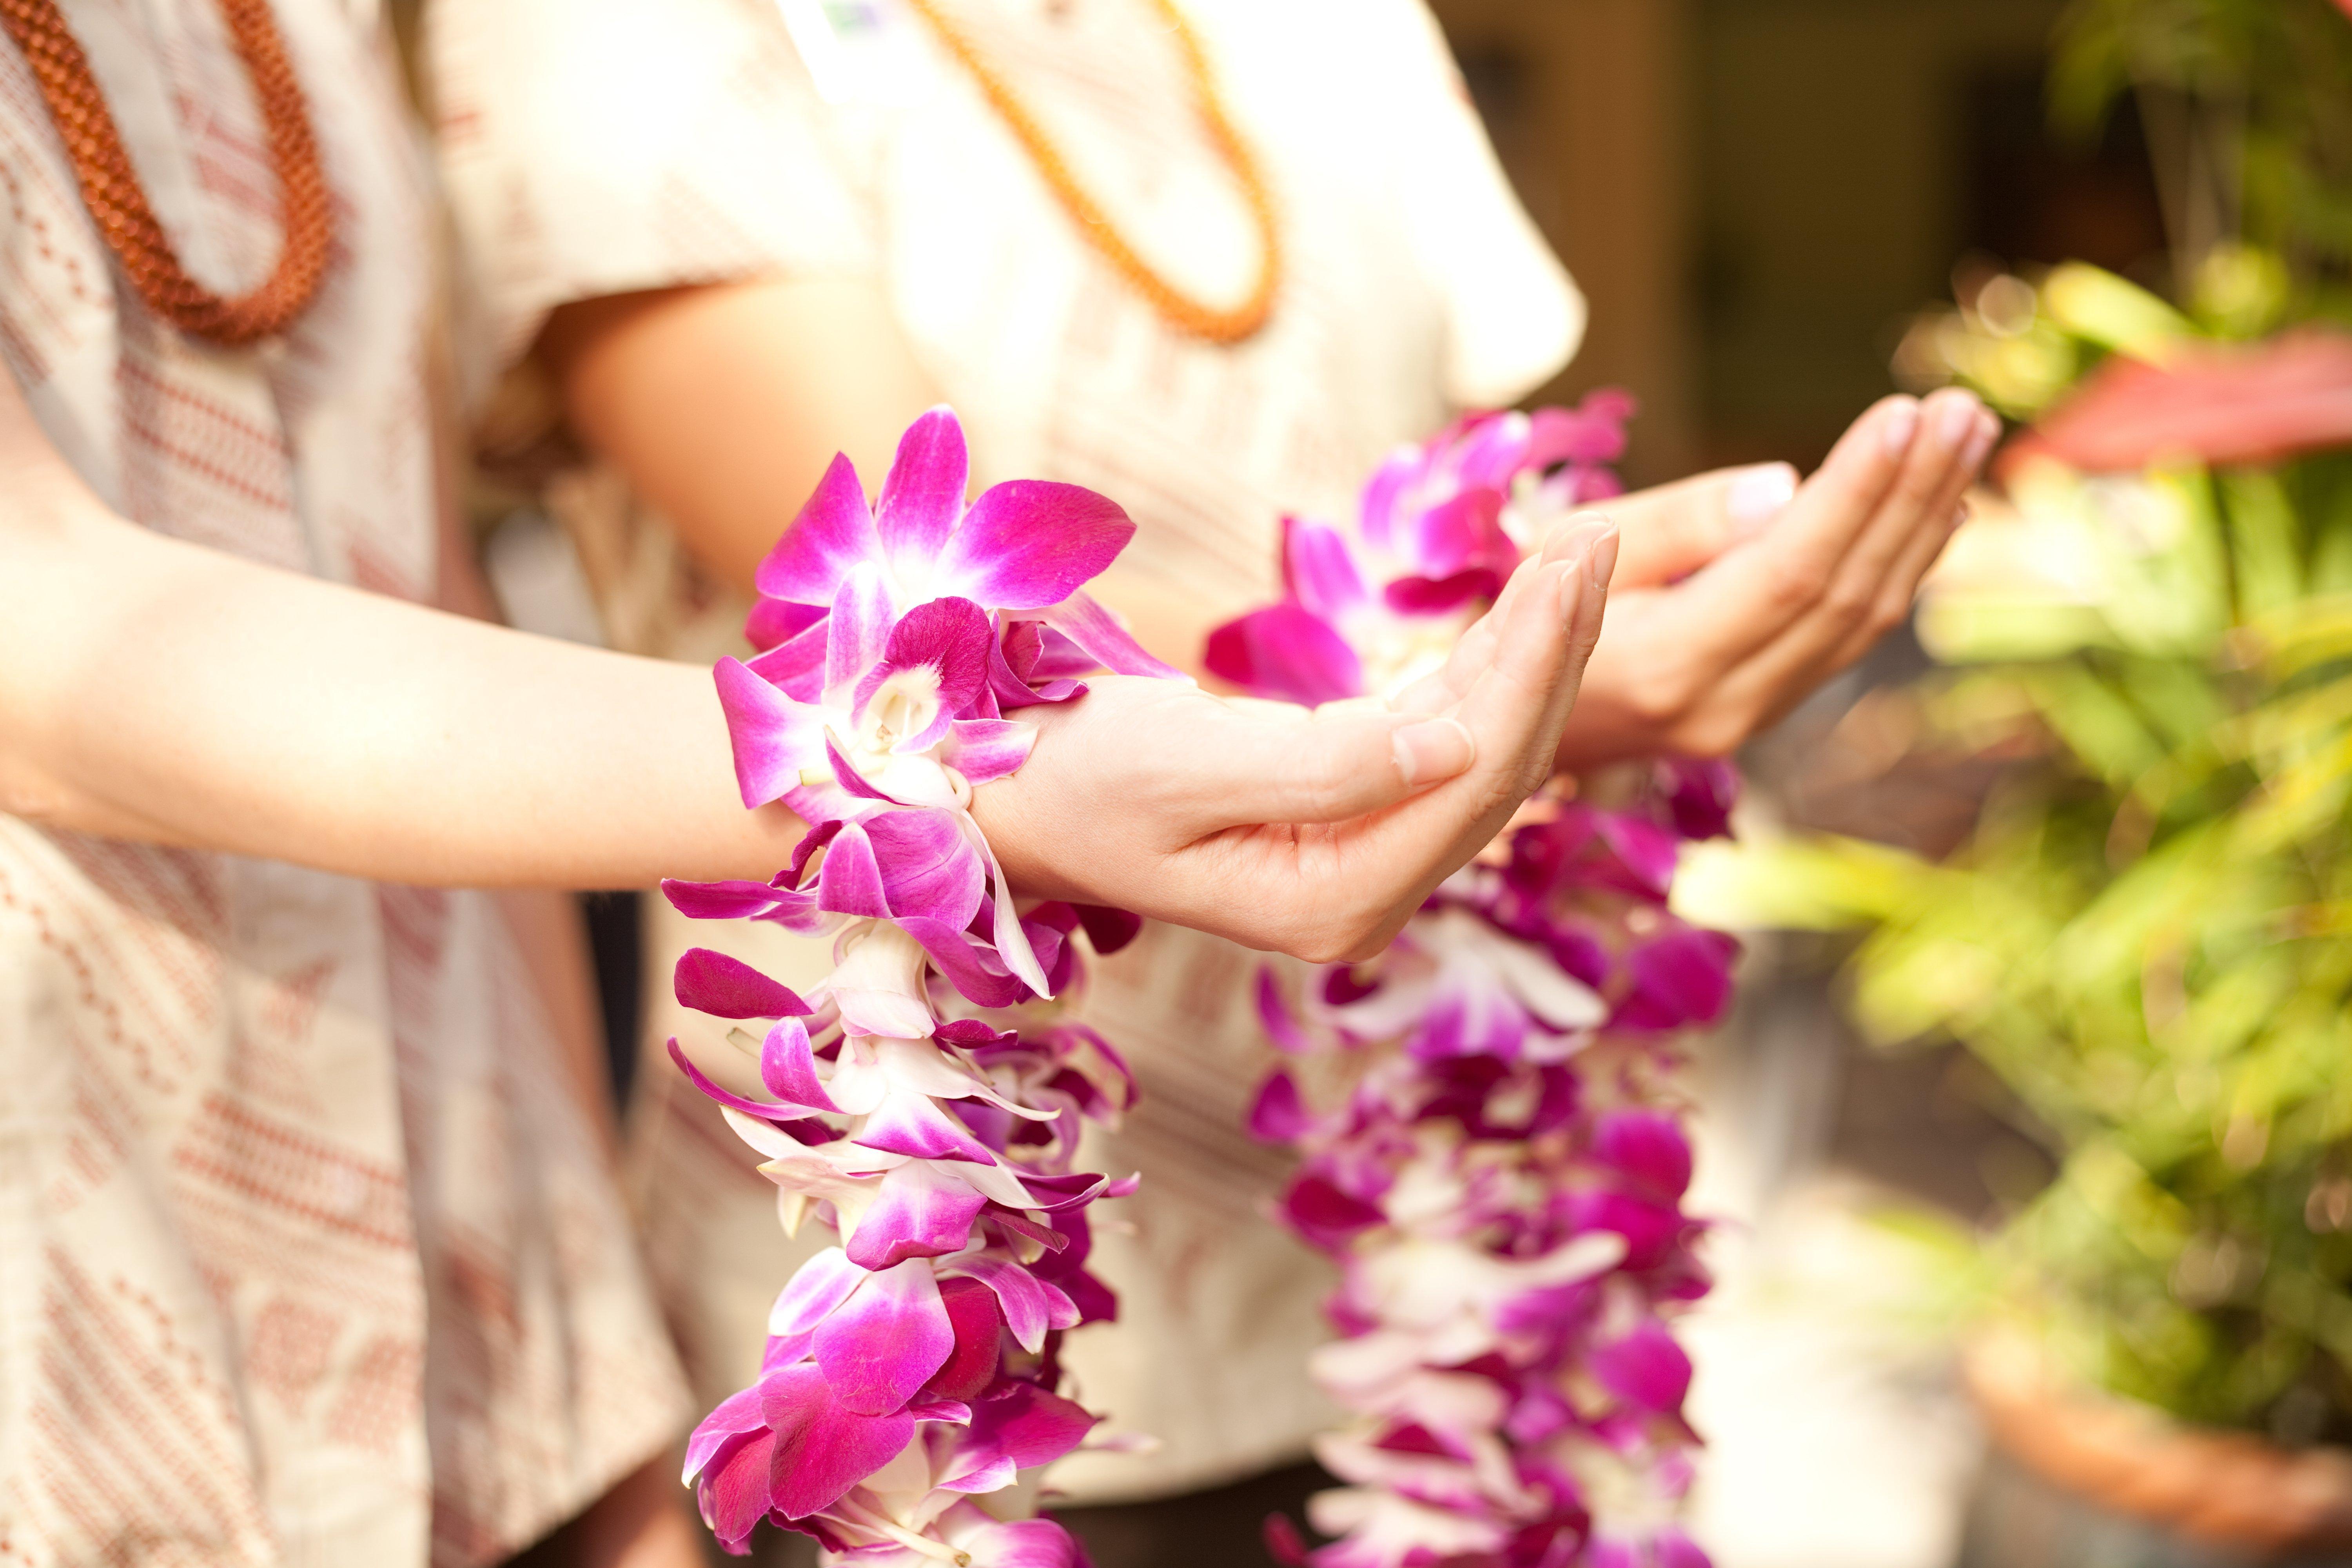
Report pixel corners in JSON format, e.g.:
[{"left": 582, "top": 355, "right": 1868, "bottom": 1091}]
[
  {"left": 661, "top": 408, "right": 1180, "bottom": 1565},
  {"left": 1209, "top": 397, "right": 1740, "bottom": 1568}
]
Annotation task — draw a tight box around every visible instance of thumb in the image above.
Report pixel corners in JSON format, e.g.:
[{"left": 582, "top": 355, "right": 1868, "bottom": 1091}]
[
  {"left": 1183, "top": 705, "right": 1477, "bottom": 829},
  {"left": 1612, "top": 463, "right": 1797, "bottom": 588}
]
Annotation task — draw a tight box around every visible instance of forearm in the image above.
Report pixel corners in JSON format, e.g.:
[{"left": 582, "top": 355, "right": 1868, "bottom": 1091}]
[
  {"left": 0, "top": 488, "right": 803, "bottom": 889},
  {"left": 544, "top": 277, "right": 944, "bottom": 593}
]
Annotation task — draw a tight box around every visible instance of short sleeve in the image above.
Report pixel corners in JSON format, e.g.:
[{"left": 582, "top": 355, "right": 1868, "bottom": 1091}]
[
  {"left": 426, "top": 0, "right": 878, "bottom": 377},
  {"left": 1382, "top": 0, "right": 1586, "bottom": 409}
]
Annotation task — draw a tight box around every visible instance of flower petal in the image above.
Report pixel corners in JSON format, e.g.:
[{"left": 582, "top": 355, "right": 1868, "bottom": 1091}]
[
  {"left": 824, "top": 565, "right": 898, "bottom": 708},
  {"left": 767, "top": 1247, "right": 867, "bottom": 1337},
  {"left": 1280, "top": 515, "right": 1371, "bottom": 622},
  {"left": 865, "top": 809, "right": 989, "bottom": 928},
  {"left": 854, "top": 1091, "right": 1002, "bottom": 1165},
  {"left": 852, "top": 596, "right": 996, "bottom": 750},
  {"left": 920, "top": 1275, "right": 1007, "bottom": 1401},
  {"left": 755, "top": 452, "right": 882, "bottom": 606},
  {"left": 877, "top": 406, "right": 970, "bottom": 586},
  {"left": 714, "top": 658, "right": 831, "bottom": 808},
  {"left": 945, "top": 1254, "right": 1064, "bottom": 1353},
  {"left": 684, "top": 1379, "right": 772, "bottom": 1485},
  {"left": 697, "top": 1427, "right": 778, "bottom": 1553},
  {"left": 1034, "top": 591, "right": 1185, "bottom": 678},
  {"left": 760, "top": 1362, "right": 918, "bottom": 1516},
  {"left": 675, "top": 948, "right": 810, "bottom": 1020},
  {"left": 810, "top": 1258, "right": 954, "bottom": 1416},
  {"left": 745, "top": 615, "right": 829, "bottom": 702},
  {"left": 940, "top": 719, "right": 1037, "bottom": 786},
  {"left": 846, "top": 1160, "right": 991, "bottom": 1269},
  {"left": 1246, "top": 1069, "right": 1312, "bottom": 1143},
  {"left": 936, "top": 481, "right": 1135, "bottom": 610},
  {"left": 759, "top": 1017, "right": 841, "bottom": 1112},
  {"left": 668, "top": 1037, "right": 818, "bottom": 1123},
  {"left": 1203, "top": 603, "right": 1365, "bottom": 706}
]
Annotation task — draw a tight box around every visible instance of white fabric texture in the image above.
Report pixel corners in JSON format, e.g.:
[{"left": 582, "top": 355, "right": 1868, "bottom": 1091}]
[{"left": 0, "top": 5, "right": 690, "bottom": 1563}]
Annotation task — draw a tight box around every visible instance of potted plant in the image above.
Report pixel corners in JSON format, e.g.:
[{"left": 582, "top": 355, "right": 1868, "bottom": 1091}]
[{"left": 1681, "top": 1, "right": 2352, "bottom": 1554}]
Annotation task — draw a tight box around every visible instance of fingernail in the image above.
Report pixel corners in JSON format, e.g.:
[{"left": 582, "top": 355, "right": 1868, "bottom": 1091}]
[
  {"left": 1936, "top": 394, "right": 1978, "bottom": 448},
  {"left": 1951, "top": 500, "right": 1972, "bottom": 531},
  {"left": 1880, "top": 397, "right": 1920, "bottom": 459},
  {"left": 1393, "top": 716, "right": 1475, "bottom": 787},
  {"left": 1728, "top": 463, "right": 1798, "bottom": 536},
  {"left": 1585, "top": 524, "right": 1620, "bottom": 593},
  {"left": 1962, "top": 412, "right": 1999, "bottom": 473},
  {"left": 1543, "top": 510, "right": 1612, "bottom": 565}
]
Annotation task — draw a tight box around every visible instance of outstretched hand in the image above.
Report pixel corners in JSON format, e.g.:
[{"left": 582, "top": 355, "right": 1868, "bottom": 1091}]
[
  {"left": 1553, "top": 387, "right": 1998, "bottom": 768},
  {"left": 976, "top": 518, "right": 1619, "bottom": 964}
]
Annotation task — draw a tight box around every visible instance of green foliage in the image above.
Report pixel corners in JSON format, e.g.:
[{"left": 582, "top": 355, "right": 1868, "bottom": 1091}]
[
  {"left": 1787, "top": 280, "right": 2352, "bottom": 1434},
  {"left": 2050, "top": 0, "right": 2352, "bottom": 305}
]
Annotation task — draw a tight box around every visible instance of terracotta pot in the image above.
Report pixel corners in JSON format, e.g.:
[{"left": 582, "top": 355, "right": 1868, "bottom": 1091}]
[{"left": 1965, "top": 1333, "right": 2352, "bottom": 1557}]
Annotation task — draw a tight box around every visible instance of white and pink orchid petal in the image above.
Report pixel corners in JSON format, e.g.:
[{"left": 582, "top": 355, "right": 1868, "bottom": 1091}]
[
  {"left": 682, "top": 1379, "right": 771, "bottom": 1485},
  {"left": 755, "top": 452, "right": 884, "bottom": 606},
  {"left": 1034, "top": 592, "right": 1185, "bottom": 678},
  {"left": 768, "top": 1247, "right": 867, "bottom": 1337},
  {"left": 939, "top": 1506, "right": 1091, "bottom": 1568},
  {"left": 964, "top": 816, "right": 1051, "bottom": 998},
  {"left": 853, "top": 1091, "right": 1002, "bottom": 1165},
  {"left": 935, "top": 481, "right": 1135, "bottom": 610},
  {"left": 852, "top": 597, "right": 995, "bottom": 749},
  {"left": 759, "top": 1016, "right": 841, "bottom": 1112},
  {"left": 759, "top": 1362, "right": 921, "bottom": 1517},
  {"left": 876, "top": 407, "right": 970, "bottom": 590},
  {"left": 939, "top": 719, "right": 1036, "bottom": 786},
  {"left": 825, "top": 565, "right": 898, "bottom": 707},
  {"left": 744, "top": 615, "right": 829, "bottom": 701},
  {"left": 939, "top": 1149, "right": 1040, "bottom": 1209},
  {"left": 944, "top": 1254, "right": 1060, "bottom": 1354},
  {"left": 819, "top": 926, "right": 937, "bottom": 1044},
  {"left": 722, "top": 1105, "right": 829, "bottom": 1161},
  {"left": 1280, "top": 516, "right": 1372, "bottom": 622},
  {"left": 844, "top": 1159, "right": 991, "bottom": 1269},
  {"left": 1483, "top": 931, "right": 1607, "bottom": 1029},
  {"left": 864, "top": 809, "right": 988, "bottom": 926},
  {"left": 812, "top": 1258, "right": 955, "bottom": 1416},
  {"left": 713, "top": 658, "right": 831, "bottom": 807},
  {"left": 1201, "top": 603, "right": 1365, "bottom": 707}
]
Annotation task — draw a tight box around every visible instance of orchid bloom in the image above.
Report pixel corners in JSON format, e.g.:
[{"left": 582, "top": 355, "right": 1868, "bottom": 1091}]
[
  {"left": 1217, "top": 399, "right": 1731, "bottom": 1568},
  {"left": 1207, "top": 391, "right": 1637, "bottom": 705},
  {"left": 664, "top": 408, "right": 1170, "bottom": 1562}
]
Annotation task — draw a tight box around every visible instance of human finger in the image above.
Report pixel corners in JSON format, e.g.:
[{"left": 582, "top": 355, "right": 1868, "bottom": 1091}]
[
  {"left": 1388, "top": 513, "right": 1593, "bottom": 717},
  {"left": 1334, "top": 526, "right": 1616, "bottom": 956},
  {"left": 1704, "top": 388, "right": 1989, "bottom": 725},
  {"left": 1612, "top": 396, "right": 1925, "bottom": 688},
  {"left": 1385, "top": 521, "right": 1615, "bottom": 855},
  {"left": 1826, "top": 407, "right": 1999, "bottom": 668},
  {"left": 1608, "top": 463, "right": 1798, "bottom": 588},
  {"left": 1169, "top": 702, "right": 1480, "bottom": 831}
]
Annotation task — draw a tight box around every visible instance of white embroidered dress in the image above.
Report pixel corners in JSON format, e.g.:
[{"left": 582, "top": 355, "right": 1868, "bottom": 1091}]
[{"left": 0, "top": 5, "right": 687, "bottom": 1564}]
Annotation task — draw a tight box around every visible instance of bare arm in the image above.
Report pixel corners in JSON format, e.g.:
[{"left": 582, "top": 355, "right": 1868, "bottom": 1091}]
[
  {"left": 0, "top": 441, "right": 808, "bottom": 887},
  {"left": 0, "top": 357, "right": 1606, "bottom": 959}
]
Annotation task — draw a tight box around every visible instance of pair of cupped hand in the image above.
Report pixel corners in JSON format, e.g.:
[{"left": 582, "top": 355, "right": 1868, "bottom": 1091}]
[{"left": 978, "top": 387, "right": 1998, "bottom": 964}]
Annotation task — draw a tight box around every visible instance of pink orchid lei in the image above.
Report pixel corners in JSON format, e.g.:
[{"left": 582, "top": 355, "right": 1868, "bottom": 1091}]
[
  {"left": 1209, "top": 396, "right": 1740, "bottom": 1568},
  {"left": 662, "top": 407, "right": 1181, "bottom": 1565}
]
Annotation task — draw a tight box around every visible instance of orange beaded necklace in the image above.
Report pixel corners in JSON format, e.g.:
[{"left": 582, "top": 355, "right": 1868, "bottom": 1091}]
[
  {"left": 0, "top": 0, "right": 330, "bottom": 347},
  {"left": 901, "top": 0, "right": 1281, "bottom": 346}
]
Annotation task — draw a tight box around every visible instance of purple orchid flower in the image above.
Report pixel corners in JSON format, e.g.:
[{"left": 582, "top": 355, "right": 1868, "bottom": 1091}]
[
  {"left": 668, "top": 407, "right": 1172, "bottom": 1561},
  {"left": 1217, "top": 400, "right": 1738, "bottom": 1568}
]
